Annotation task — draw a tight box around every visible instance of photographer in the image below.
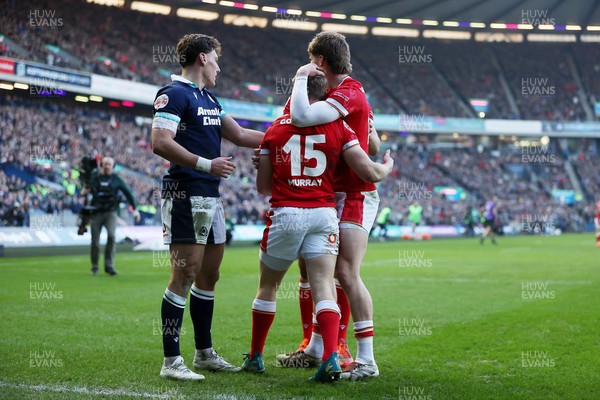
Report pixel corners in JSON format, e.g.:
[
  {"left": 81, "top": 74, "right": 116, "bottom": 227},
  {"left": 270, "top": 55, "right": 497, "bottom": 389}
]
[{"left": 85, "top": 157, "right": 140, "bottom": 276}]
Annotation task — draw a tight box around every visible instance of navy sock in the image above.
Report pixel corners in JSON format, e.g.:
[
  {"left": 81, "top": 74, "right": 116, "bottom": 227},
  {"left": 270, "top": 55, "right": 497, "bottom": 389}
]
[
  {"left": 161, "top": 288, "right": 186, "bottom": 358},
  {"left": 190, "top": 284, "right": 214, "bottom": 350}
]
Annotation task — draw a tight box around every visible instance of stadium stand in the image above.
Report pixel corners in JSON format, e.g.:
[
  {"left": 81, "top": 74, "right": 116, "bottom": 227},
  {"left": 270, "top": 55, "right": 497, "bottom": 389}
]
[
  {"left": 0, "top": 0, "right": 598, "bottom": 233},
  {"left": 1, "top": 95, "right": 596, "bottom": 231},
  {"left": 2, "top": 0, "right": 597, "bottom": 119}
]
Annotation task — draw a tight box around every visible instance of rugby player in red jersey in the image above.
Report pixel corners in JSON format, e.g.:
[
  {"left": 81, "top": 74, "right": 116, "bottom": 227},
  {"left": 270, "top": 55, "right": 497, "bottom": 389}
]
[
  {"left": 241, "top": 76, "right": 393, "bottom": 383},
  {"left": 278, "top": 31, "right": 385, "bottom": 381}
]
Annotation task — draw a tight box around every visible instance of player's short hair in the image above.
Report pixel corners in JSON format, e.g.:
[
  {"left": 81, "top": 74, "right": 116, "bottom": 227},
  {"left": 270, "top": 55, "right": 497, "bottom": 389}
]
[
  {"left": 306, "top": 76, "right": 327, "bottom": 101},
  {"left": 176, "top": 34, "right": 222, "bottom": 68},
  {"left": 307, "top": 31, "right": 352, "bottom": 75}
]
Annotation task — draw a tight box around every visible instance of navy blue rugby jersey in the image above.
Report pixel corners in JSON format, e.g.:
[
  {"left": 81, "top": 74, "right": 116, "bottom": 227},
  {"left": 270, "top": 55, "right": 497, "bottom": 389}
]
[{"left": 152, "top": 75, "right": 226, "bottom": 197}]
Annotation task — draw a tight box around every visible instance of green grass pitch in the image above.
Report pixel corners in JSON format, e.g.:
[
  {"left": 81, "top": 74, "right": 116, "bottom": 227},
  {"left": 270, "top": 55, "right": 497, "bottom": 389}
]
[{"left": 0, "top": 234, "right": 598, "bottom": 399}]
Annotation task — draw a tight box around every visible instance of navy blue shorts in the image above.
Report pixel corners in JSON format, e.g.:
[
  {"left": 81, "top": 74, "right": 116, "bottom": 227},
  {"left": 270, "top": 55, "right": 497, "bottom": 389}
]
[{"left": 161, "top": 196, "right": 226, "bottom": 245}]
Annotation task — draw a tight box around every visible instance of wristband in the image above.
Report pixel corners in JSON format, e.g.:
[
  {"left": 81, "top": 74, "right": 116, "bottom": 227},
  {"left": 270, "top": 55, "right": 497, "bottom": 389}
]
[{"left": 195, "top": 156, "right": 211, "bottom": 172}]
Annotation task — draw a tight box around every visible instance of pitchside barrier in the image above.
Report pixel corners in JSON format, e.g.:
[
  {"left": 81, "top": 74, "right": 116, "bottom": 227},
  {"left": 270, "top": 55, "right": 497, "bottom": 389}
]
[{"left": 0, "top": 224, "right": 469, "bottom": 250}]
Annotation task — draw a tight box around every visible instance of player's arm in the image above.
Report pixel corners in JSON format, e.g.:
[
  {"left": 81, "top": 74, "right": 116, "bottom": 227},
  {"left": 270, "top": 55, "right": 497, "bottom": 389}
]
[
  {"left": 152, "top": 127, "right": 198, "bottom": 167},
  {"left": 368, "top": 118, "right": 380, "bottom": 156},
  {"left": 343, "top": 146, "right": 394, "bottom": 183},
  {"left": 256, "top": 150, "right": 272, "bottom": 196},
  {"left": 151, "top": 127, "right": 235, "bottom": 178},
  {"left": 220, "top": 114, "right": 264, "bottom": 148},
  {"left": 290, "top": 64, "right": 340, "bottom": 127},
  {"left": 152, "top": 90, "right": 235, "bottom": 178}
]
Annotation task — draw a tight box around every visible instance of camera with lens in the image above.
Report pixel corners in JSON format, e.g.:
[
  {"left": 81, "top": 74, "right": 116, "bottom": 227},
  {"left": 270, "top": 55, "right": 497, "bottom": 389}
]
[{"left": 76, "top": 156, "right": 98, "bottom": 235}]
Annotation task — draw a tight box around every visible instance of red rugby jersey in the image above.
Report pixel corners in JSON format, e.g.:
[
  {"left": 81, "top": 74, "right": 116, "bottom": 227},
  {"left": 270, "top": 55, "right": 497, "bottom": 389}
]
[
  {"left": 325, "top": 76, "right": 376, "bottom": 193},
  {"left": 260, "top": 115, "right": 358, "bottom": 207}
]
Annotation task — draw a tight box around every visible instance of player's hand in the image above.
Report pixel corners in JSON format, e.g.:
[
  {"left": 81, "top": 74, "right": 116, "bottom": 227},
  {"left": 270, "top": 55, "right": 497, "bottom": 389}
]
[
  {"left": 295, "top": 63, "right": 325, "bottom": 78},
  {"left": 132, "top": 209, "right": 141, "bottom": 223},
  {"left": 210, "top": 156, "right": 236, "bottom": 178},
  {"left": 251, "top": 148, "right": 260, "bottom": 170},
  {"left": 383, "top": 149, "right": 394, "bottom": 171}
]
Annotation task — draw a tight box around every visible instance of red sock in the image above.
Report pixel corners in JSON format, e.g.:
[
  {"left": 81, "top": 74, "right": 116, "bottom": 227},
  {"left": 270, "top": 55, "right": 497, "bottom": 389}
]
[
  {"left": 299, "top": 280, "right": 313, "bottom": 341},
  {"left": 250, "top": 299, "right": 276, "bottom": 356},
  {"left": 315, "top": 301, "right": 340, "bottom": 361},
  {"left": 336, "top": 283, "right": 351, "bottom": 344}
]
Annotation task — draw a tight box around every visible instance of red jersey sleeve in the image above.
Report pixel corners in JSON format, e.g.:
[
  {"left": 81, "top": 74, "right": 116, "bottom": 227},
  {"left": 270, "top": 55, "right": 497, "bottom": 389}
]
[
  {"left": 341, "top": 120, "right": 359, "bottom": 152},
  {"left": 260, "top": 127, "right": 274, "bottom": 156},
  {"left": 325, "top": 83, "right": 362, "bottom": 118}
]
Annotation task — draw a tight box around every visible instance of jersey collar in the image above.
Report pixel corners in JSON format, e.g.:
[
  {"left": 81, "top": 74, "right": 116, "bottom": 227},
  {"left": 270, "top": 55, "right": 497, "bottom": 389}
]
[{"left": 171, "top": 74, "right": 199, "bottom": 89}]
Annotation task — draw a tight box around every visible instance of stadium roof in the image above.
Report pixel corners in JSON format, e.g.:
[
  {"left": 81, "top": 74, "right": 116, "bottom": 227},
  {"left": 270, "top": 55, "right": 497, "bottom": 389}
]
[{"left": 154, "top": 0, "right": 600, "bottom": 27}]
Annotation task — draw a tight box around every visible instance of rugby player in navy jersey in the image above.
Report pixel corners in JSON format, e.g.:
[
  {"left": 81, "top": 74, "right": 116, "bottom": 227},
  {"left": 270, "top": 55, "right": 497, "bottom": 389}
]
[{"left": 151, "top": 34, "right": 264, "bottom": 381}]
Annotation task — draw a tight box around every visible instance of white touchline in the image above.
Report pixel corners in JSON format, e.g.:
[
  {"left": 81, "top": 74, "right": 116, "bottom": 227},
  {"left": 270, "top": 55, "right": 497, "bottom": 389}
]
[
  {"left": 0, "top": 381, "right": 316, "bottom": 400},
  {"left": 362, "top": 259, "right": 398, "bottom": 266},
  {"left": 0, "top": 381, "right": 169, "bottom": 398},
  {"left": 0, "top": 381, "right": 256, "bottom": 400}
]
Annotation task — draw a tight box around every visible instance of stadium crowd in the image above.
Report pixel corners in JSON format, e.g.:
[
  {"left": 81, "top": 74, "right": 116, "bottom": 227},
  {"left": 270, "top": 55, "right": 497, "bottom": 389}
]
[
  {"left": 1, "top": 0, "right": 598, "bottom": 231},
  {"left": 375, "top": 143, "right": 595, "bottom": 232},
  {"left": 2, "top": 0, "right": 599, "bottom": 120},
  {"left": 572, "top": 150, "right": 600, "bottom": 200},
  {"left": 1, "top": 95, "right": 597, "bottom": 232},
  {"left": 0, "top": 95, "right": 270, "bottom": 227}
]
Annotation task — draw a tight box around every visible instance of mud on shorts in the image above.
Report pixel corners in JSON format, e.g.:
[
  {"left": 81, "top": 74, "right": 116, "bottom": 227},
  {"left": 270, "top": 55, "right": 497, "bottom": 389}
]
[{"left": 161, "top": 196, "right": 226, "bottom": 245}]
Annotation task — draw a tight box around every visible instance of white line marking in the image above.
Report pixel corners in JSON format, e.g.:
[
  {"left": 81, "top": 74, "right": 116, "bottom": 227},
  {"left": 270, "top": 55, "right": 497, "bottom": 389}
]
[
  {"left": 0, "top": 381, "right": 258, "bottom": 399},
  {"left": 362, "top": 259, "right": 398, "bottom": 267}
]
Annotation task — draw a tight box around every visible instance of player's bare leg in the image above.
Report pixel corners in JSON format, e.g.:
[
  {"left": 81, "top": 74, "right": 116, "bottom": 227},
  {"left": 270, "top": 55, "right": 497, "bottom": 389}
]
[
  {"left": 160, "top": 244, "right": 205, "bottom": 381},
  {"left": 336, "top": 229, "right": 372, "bottom": 327},
  {"left": 336, "top": 227, "right": 379, "bottom": 380},
  {"left": 195, "top": 243, "right": 224, "bottom": 291},
  {"left": 256, "top": 261, "right": 288, "bottom": 301},
  {"left": 192, "top": 243, "right": 240, "bottom": 372}
]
